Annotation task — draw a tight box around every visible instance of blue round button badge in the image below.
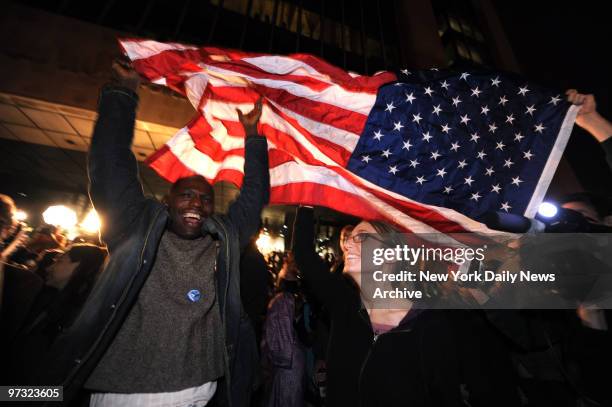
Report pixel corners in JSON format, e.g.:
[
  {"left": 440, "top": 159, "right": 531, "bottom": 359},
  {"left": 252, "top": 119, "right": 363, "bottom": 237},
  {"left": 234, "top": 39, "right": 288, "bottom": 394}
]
[{"left": 187, "top": 289, "right": 201, "bottom": 302}]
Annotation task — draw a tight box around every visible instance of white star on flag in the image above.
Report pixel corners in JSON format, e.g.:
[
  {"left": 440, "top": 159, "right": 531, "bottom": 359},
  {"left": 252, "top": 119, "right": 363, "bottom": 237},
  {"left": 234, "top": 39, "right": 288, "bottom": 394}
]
[
  {"left": 511, "top": 176, "right": 523, "bottom": 186},
  {"left": 549, "top": 95, "right": 561, "bottom": 105},
  {"left": 526, "top": 105, "right": 536, "bottom": 115}
]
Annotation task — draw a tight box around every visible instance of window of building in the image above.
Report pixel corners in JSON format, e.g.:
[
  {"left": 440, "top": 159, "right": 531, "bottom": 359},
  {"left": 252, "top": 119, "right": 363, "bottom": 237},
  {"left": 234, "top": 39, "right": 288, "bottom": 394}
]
[{"left": 432, "top": 0, "right": 492, "bottom": 68}]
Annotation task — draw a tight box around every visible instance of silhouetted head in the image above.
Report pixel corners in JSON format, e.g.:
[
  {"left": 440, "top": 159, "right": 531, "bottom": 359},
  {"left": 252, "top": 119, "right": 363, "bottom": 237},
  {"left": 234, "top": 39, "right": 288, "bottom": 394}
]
[
  {"left": 559, "top": 192, "right": 608, "bottom": 224},
  {"left": 0, "top": 194, "right": 16, "bottom": 240},
  {"left": 47, "top": 244, "right": 107, "bottom": 290}
]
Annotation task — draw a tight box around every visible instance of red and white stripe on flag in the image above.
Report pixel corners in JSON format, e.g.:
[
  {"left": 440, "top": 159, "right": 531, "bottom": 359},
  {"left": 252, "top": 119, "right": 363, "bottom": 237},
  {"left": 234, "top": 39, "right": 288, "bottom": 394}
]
[{"left": 120, "top": 39, "right": 495, "bottom": 234}]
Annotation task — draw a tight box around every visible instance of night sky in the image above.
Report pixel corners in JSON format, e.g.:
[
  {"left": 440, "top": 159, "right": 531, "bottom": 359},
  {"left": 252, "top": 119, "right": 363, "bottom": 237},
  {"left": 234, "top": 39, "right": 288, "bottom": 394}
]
[{"left": 493, "top": 1, "right": 612, "bottom": 195}]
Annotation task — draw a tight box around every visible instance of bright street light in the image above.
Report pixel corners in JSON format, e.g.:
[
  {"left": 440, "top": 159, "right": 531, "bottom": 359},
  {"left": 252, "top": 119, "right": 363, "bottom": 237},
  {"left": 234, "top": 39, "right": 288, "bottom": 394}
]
[{"left": 43, "top": 205, "right": 77, "bottom": 229}]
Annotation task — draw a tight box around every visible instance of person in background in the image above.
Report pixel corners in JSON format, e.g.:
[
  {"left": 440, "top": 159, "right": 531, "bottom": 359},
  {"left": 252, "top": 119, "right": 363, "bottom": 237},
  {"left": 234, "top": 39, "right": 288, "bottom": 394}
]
[
  {"left": 564, "top": 90, "right": 612, "bottom": 227},
  {"left": 566, "top": 90, "right": 612, "bottom": 167},
  {"left": 2, "top": 244, "right": 106, "bottom": 384},
  {"left": 0, "top": 194, "right": 29, "bottom": 314},
  {"left": 562, "top": 90, "right": 612, "bottom": 328},
  {"left": 0, "top": 194, "right": 18, "bottom": 246},
  {"left": 10, "top": 225, "right": 65, "bottom": 269},
  {"left": 8, "top": 245, "right": 107, "bottom": 373},
  {"left": 33, "top": 248, "right": 64, "bottom": 280},
  {"left": 545, "top": 90, "right": 612, "bottom": 405},
  {"left": 27, "top": 244, "right": 107, "bottom": 324},
  {"left": 558, "top": 192, "right": 610, "bottom": 226},
  {"left": 240, "top": 232, "right": 271, "bottom": 349},
  {"left": 0, "top": 209, "right": 38, "bottom": 386},
  {"left": 261, "top": 250, "right": 306, "bottom": 407}
]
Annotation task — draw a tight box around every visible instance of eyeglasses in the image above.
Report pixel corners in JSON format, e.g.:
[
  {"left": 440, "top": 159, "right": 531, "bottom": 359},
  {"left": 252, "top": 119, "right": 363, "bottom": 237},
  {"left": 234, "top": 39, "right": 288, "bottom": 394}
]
[{"left": 351, "top": 233, "right": 389, "bottom": 245}]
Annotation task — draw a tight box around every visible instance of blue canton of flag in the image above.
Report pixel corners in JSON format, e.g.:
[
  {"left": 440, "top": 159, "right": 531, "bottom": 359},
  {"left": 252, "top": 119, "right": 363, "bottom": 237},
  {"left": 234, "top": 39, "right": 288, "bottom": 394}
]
[{"left": 347, "top": 68, "right": 576, "bottom": 220}]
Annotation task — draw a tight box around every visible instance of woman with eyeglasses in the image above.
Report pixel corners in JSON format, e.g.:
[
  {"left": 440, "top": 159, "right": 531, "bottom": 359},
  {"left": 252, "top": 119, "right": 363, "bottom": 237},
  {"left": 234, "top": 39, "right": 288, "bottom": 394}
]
[{"left": 292, "top": 206, "right": 520, "bottom": 407}]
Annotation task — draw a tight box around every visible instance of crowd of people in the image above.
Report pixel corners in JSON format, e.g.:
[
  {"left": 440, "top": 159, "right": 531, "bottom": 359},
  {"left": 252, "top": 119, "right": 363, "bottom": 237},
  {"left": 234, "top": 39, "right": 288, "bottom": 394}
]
[
  {"left": 0, "top": 59, "right": 611, "bottom": 407},
  {"left": 0, "top": 197, "right": 108, "bottom": 387}
]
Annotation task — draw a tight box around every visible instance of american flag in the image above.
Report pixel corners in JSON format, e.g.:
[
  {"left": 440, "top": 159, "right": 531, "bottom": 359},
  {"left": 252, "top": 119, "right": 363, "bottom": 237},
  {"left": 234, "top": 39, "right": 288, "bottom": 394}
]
[{"left": 120, "top": 39, "right": 577, "bottom": 234}]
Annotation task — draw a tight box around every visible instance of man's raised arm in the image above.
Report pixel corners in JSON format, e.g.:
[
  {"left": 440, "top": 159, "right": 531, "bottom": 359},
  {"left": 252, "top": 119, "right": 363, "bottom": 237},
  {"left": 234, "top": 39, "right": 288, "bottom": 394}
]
[
  {"left": 88, "top": 60, "right": 146, "bottom": 247},
  {"left": 227, "top": 97, "right": 270, "bottom": 249}
]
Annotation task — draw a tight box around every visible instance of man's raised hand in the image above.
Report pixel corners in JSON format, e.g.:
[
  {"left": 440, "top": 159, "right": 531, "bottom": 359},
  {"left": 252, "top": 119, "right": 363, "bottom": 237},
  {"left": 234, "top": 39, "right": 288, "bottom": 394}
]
[
  {"left": 236, "top": 97, "right": 263, "bottom": 137},
  {"left": 111, "top": 56, "right": 141, "bottom": 92}
]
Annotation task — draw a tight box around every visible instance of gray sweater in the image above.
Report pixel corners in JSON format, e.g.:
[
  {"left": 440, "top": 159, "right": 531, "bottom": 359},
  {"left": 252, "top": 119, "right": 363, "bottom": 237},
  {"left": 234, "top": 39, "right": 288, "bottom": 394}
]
[{"left": 86, "top": 231, "right": 225, "bottom": 393}]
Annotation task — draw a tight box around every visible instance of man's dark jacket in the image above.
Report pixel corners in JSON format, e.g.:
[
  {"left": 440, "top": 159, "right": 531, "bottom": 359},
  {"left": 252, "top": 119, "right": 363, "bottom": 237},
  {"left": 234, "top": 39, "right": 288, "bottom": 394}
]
[{"left": 28, "top": 85, "right": 270, "bottom": 407}]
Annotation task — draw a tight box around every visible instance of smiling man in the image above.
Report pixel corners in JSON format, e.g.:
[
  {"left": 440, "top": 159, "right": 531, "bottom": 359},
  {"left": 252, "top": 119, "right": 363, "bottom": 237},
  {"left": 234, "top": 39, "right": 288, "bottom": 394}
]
[
  {"left": 24, "top": 59, "right": 269, "bottom": 407},
  {"left": 166, "top": 176, "right": 216, "bottom": 237}
]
